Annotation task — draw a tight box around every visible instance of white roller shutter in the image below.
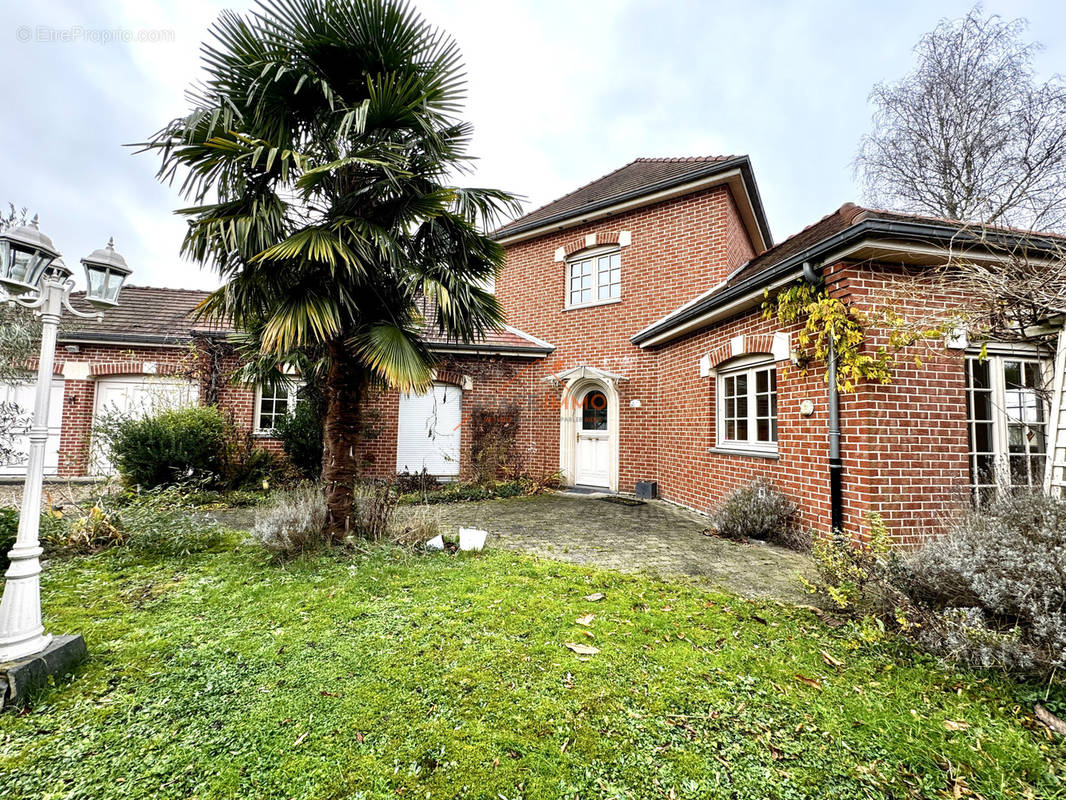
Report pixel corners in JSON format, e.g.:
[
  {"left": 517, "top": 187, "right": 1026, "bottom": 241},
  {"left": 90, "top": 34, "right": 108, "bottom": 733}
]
[
  {"left": 0, "top": 378, "right": 65, "bottom": 477},
  {"left": 396, "top": 383, "right": 462, "bottom": 478}
]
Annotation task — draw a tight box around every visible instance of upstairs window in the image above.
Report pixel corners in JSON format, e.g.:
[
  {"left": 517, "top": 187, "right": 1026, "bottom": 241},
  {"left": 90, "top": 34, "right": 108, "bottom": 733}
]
[
  {"left": 966, "top": 354, "right": 1049, "bottom": 504},
  {"left": 716, "top": 356, "right": 778, "bottom": 454},
  {"left": 567, "top": 248, "right": 620, "bottom": 308}
]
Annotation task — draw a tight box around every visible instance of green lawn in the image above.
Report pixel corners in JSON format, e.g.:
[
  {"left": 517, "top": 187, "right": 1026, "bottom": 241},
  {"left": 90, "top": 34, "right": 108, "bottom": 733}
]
[{"left": 0, "top": 536, "right": 1061, "bottom": 799}]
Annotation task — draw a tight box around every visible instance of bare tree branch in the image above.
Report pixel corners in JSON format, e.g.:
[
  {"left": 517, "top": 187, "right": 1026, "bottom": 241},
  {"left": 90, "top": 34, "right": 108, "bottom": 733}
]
[{"left": 857, "top": 6, "right": 1066, "bottom": 232}]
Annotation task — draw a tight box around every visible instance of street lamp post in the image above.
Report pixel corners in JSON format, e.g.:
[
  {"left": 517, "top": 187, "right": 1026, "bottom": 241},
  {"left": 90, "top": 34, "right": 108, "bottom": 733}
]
[{"left": 0, "top": 218, "right": 130, "bottom": 665}]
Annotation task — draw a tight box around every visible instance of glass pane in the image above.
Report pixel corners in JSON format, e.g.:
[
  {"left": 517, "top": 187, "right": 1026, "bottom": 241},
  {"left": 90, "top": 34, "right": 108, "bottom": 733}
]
[
  {"left": 581, "top": 391, "right": 608, "bottom": 431},
  {"left": 736, "top": 419, "right": 748, "bottom": 440},
  {"left": 609, "top": 283, "right": 620, "bottom": 298},
  {"left": 1004, "top": 360, "right": 1022, "bottom": 389},
  {"left": 1024, "top": 362, "right": 1042, "bottom": 387},
  {"left": 968, "top": 358, "right": 991, "bottom": 390},
  {"left": 756, "top": 418, "right": 769, "bottom": 441},
  {"left": 974, "top": 453, "right": 996, "bottom": 484},
  {"left": 735, "top": 392, "right": 748, "bottom": 417},
  {"left": 756, "top": 393, "right": 770, "bottom": 417},
  {"left": 1009, "top": 455, "right": 1030, "bottom": 484},
  {"left": 971, "top": 390, "right": 992, "bottom": 421},
  {"left": 971, "top": 421, "right": 993, "bottom": 453},
  {"left": 756, "top": 370, "right": 768, "bottom": 393}
]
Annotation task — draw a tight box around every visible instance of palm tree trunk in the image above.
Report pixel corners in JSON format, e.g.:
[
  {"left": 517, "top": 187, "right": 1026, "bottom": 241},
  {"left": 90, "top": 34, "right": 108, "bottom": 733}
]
[{"left": 322, "top": 337, "right": 363, "bottom": 538}]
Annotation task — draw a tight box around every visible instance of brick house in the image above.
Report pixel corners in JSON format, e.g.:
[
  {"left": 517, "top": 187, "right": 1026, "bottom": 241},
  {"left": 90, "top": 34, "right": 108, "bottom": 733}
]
[
  {"left": 6, "top": 154, "right": 1064, "bottom": 541},
  {"left": 490, "top": 157, "right": 1064, "bottom": 542},
  {"left": 0, "top": 287, "right": 552, "bottom": 482}
]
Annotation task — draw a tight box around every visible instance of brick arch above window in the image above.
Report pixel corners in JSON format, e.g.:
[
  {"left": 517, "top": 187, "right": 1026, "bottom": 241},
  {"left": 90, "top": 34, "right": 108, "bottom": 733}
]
[
  {"left": 431, "top": 369, "right": 473, "bottom": 391},
  {"left": 699, "top": 333, "right": 791, "bottom": 377},
  {"left": 553, "top": 230, "right": 632, "bottom": 262},
  {"left": 89, "top": 360, "right": 184, "bottom": 378}
]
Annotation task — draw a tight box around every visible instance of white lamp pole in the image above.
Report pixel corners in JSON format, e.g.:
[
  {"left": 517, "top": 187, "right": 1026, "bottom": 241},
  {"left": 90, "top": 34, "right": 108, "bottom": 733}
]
[{"left": 0, "top": 219, "right": 130, "bottom": 662}]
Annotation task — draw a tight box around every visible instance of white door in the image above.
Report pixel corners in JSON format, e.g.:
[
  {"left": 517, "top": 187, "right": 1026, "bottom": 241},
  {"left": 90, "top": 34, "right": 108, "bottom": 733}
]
[
  {"left": 92, "top": 376, "right": 198, "bottom": 474},
  {"left": 0, "top": 378, "right": 65, "bottom": 476},
  {"left": 575, "top": 388, "right": 610, "bottom": 487},
  {"left": 396, "top": 383, "right": 462, "bottom": 478}
]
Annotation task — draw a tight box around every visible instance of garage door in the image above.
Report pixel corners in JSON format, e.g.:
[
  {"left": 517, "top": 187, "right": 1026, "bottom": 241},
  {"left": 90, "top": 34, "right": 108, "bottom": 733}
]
[
  {"left": 396, "top": 383, "right": 462, "bottom": 478},
  {"left": 92, "top": 376, "right": 199, "bottom": 475},
  {"left": 0, "top": 378, "right": 65, "bottom": 476}
]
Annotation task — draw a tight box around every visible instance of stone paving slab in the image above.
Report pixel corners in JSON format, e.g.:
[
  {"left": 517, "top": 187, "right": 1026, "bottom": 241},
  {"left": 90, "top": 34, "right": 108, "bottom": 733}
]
[{"left": 398, "top": 492, "right": 814, "bottom": 604}]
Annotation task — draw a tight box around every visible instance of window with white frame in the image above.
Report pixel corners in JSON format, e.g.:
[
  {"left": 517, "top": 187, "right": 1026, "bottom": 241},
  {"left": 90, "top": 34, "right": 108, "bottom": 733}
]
[
  {"left": 567, "top": 248, "right": 620, "bottom": 307},
  {"left": 716, "top": 357, "right": 778, "bottom": 453},
  {"left": 254, "top": 382, "right": 302, "bottom": 433},
  {"left": 965, "top": 353, "right": 1049, "bottom": 505}
]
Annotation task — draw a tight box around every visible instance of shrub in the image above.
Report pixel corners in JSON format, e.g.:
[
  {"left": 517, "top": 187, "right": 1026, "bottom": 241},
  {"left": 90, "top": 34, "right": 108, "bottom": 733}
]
[
  {"left": 0, "top": 506, "right": 17, "bottom": 571},
  {"left": 900, "top": 491, "right": 1066, "bottom": 674},
  {"left": 252, "top": 483, "right": 328, "bottom": 557},
  {"left": 274, "top": 399, "right": 323, "bottom": 480},
  {"left": 803, "top": 513, "right": 896, "bottom": 614},
  {"left": 220, "top": 429, "right": 285, "bottom": 491},
  {"left": 711, "top": 479, "right": 801, "bottom": 547},
  {"left": 105, "top": 406, "right": 227, "bottom": 489},
  {"left": 470, "top": 404, "right": 518, "bottom": 484},
  {"left": 352, "top": 480, "right": 397, "bottom": 540},
  {"left": 394, "top": 469, "right": 442, "bottom": 498}
]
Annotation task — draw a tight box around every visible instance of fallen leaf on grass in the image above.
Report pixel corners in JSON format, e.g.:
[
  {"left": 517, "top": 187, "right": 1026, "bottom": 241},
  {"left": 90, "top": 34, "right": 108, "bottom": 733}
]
[
  {"left": 293, "top": 731, "right": 309, "bottom": 746},
  {"left": 580, "top": 629, "right": 595, "bottom": 639},
  {"left": 794, "top": 674, "right": 823, "bottom": 690},
  {"left": 575, "top": 614, "right": 595, "bottom": 626},
  {"left": 355, "top": 731, "right": 364, "bottom": 743},
  {"left": 1035, "top": 704, "right": 1066, "bottom": 735},
  {"left": 565, "top": 642, "right": 601, "bottom": 656},
  {"left": 943, "top": 719, "right": 970, "bottom": 731},
  {"left": 584, "top": 593, "right": 605, "bottom": 602},
  {"left": 820, "top": 649, "right": 843, "bottom": 668}
]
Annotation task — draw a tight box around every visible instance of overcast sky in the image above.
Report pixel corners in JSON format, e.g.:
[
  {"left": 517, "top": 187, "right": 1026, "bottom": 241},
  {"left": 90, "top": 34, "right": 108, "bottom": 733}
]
[{"left": 2, "top": 0, "right": 1065, "bottom": 291}]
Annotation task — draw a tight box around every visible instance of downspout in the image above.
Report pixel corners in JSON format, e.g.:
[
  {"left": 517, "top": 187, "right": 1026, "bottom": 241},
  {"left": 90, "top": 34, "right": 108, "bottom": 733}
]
[
  {"left": 827, "top": 333, "right": 844, "bottom": 534},
  {"left": 802, "top": 261, "right": 844, "bottom": 534}
]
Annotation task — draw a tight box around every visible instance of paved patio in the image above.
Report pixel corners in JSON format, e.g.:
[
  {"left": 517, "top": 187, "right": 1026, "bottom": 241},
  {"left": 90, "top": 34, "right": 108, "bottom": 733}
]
[{"left": 398, "top": 492, "right": 814, "bottom": 603}]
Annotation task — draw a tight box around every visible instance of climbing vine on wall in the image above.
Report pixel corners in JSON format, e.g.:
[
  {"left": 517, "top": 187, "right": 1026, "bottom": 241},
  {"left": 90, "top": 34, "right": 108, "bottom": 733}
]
[{"left": 762, "top": 282, "right": 946, "bottom": 392}]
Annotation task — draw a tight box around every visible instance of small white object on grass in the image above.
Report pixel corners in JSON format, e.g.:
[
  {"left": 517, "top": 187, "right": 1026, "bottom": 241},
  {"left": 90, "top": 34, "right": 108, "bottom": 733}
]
[
  {"left": 458, "top": 528, "right": 488, "bottom": 552},
  {"left": 426, "top": 535, "right": 445, "bottom": 551}
]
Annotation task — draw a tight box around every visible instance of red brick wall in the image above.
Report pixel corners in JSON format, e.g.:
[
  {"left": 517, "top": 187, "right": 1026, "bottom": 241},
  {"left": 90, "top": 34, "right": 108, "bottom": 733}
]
[
  {"left": 356, "top": 354, "right": 555, "bottom": 481},
  {"left": 51, "top": 341, "right": 280, "bottom": 477},
  {"left": 839, "top": 261, "right": 973, "bottom": 545},
  {"left": 496, "top": 185, "right": 759, "bottom": 491},
  {"left": 649, "top": 258, "right": 975, "bottom": 541}
]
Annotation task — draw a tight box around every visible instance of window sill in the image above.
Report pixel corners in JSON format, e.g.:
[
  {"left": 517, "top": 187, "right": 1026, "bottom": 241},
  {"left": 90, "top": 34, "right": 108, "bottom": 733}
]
[
  {"left": 252, "top": 430, "right": 279, "bottom": 438},
  {"left": 707, "top": 446, "right": 779, "bottom": 460},
  {"left": 563, "top": 297, "right": 622, "bottom": 312}
]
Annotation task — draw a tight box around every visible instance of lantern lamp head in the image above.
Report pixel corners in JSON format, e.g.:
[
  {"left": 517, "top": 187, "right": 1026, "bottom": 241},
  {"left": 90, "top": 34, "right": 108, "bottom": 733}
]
[
  {"left": 0, "top": 215, "right": 60, "bottom": 294},
  {"left": 80, "top": 237, "right": 131, "bottom": 310}
]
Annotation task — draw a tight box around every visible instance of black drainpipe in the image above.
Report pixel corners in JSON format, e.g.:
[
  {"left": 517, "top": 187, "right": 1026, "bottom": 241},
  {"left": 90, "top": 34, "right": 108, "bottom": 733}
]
[
  {"left": 827, "top": 333, "right": 844, "bottom": 533},
  {"left": 802, "top": 261, "right": 844, "bottom": 534}
]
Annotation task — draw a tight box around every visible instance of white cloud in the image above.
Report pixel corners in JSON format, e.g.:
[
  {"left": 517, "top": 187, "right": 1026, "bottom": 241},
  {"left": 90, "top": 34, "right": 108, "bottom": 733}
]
[{"left": 1, "top": 0, "right": 1063, "bottom": 291}]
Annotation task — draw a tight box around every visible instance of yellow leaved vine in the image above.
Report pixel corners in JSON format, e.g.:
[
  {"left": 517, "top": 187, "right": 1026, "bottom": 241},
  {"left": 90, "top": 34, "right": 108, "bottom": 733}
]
[{"left": 762, "top": 282, "right": 946, "bottom": 393}]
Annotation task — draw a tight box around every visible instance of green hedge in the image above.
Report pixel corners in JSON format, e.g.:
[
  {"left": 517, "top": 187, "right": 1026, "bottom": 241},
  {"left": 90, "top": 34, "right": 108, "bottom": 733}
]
[{"left": 106, "top": 406, "right": 227, "bottom": 489}]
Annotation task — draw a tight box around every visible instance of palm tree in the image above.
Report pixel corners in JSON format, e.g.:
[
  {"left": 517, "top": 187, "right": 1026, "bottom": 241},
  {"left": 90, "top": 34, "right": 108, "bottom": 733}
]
[{"left": 140, "top": 0, "right": 520, "bottom": 534}]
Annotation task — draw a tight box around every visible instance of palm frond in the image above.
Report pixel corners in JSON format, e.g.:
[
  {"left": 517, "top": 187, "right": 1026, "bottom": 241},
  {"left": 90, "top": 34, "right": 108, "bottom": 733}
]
[{"left": 351, "top": 322, "right": 433, "bottom": 391}]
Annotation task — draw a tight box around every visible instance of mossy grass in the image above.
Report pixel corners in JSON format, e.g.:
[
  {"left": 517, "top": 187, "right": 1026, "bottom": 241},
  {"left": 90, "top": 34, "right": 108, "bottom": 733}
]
[{"left": 0, "top": 536, "right": 1060, "bottom": 798}]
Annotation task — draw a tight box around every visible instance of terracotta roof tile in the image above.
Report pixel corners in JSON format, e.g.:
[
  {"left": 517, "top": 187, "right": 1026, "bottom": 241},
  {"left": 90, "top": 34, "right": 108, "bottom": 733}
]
[
  {"left": 63, "top": 286, "right": 552, "bottom": 354},
  {"left": 494, "top": 156, "right": 742, "bottom": 238}
]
